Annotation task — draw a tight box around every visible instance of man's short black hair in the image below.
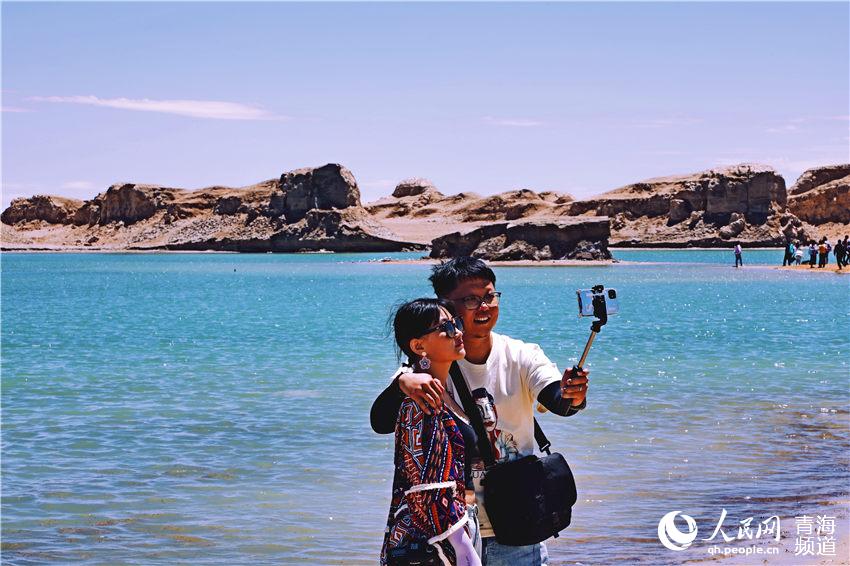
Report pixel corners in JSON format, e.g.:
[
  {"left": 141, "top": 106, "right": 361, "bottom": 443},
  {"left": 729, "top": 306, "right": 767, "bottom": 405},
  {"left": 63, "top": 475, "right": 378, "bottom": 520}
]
[{"left": 429, "top": 256, "right": 496, "bottom": 298}]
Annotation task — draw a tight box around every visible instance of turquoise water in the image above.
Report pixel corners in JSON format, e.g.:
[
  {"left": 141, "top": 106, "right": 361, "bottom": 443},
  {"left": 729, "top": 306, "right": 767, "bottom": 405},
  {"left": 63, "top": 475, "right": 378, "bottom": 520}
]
[{"left": 2, "top": 252, "right": 848, "bottom": 565}]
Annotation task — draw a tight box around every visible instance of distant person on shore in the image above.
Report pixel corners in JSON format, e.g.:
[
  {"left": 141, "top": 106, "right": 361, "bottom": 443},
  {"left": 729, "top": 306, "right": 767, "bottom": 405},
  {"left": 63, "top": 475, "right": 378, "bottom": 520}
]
[
  {"left": 734, "top": 244, "right": 743, "bottom": 268},
  {"left": 809, "top": 242, "right": 818, "bottom": 268},
  {"left": 371, "top": 257, "right": 588, "bottom": 566},
  {"left": 818, "top": 238, "right": 829, "bottom": 268},
  {"left": 380, "top": 298, "right": 482, "bottom": 566},
  {"left": 834, "top": 237, "right": 846, "bottom": 270},
  {"left": 840, "top": 236, "right": 850, "bottom": 269},
  {"left": 794, "top": 243, "right": 804, "bottom": 265},
  {"left": 783, "top": 240, "right": 795, "bottom": 266}
]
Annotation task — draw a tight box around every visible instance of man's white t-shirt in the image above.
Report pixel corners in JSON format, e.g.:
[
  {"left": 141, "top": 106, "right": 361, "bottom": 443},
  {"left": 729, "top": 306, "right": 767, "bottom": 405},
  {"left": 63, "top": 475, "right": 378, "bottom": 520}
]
[{"left": 445, "top": 331, "right": 563, "bottom": 537}]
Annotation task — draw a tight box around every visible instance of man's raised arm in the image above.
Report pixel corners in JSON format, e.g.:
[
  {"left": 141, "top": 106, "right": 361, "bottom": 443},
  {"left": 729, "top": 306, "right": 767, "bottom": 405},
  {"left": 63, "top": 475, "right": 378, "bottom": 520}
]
[{"left": 537, "top": 368, "right": 588, "bottom": 416}]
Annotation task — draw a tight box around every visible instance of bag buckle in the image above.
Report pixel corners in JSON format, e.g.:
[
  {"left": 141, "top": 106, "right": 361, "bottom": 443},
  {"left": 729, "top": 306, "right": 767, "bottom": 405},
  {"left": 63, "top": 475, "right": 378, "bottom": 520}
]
[{"left": 540, "top": 442, "right": 551, "bottom": 455}]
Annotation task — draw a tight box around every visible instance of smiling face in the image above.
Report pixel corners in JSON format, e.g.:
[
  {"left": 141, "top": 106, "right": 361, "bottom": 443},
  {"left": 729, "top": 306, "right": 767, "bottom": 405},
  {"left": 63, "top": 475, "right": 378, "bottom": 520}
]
[
  {"left": 445, "top": 277, "right": 499, "bottom": 341},
  {"left": 410, "top": 306, "right": 466, "bottom": 364}
]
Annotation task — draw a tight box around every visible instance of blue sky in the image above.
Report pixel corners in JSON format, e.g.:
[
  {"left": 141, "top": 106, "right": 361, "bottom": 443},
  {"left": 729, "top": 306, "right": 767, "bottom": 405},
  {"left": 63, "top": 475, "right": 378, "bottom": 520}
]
[{"left": 2, "top": 2, "right": 848, "bottom": 210}]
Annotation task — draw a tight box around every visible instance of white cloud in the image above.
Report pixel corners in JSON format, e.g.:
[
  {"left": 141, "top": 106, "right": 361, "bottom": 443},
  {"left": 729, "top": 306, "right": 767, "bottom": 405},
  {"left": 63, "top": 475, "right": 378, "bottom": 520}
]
[
  {"left": 1, "top": 106, "right": 32, "bottom": 113},
  {"left": 640, "top": 149, "right": 690, "bottom": 157},
  {"left": 765, "top": 124, "right": 801, "bottom": 134},
  {"left": 630, "top": 117, "right": 703, "bottom": 129},
  {"left": 28, "top": 95, "right": 286, "bottom": 121},
  {"left": 483, "top": 116, "right": 543, "bottom": 127}
]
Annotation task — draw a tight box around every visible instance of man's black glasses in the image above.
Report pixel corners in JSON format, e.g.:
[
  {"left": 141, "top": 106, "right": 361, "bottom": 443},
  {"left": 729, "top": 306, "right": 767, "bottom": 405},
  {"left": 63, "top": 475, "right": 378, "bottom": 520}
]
[
  {"left": 455, "top": 292, "right": 501, "bottom": 311},
  {"left": 422, "top": 316, "right": 464, "bottom": 338}
]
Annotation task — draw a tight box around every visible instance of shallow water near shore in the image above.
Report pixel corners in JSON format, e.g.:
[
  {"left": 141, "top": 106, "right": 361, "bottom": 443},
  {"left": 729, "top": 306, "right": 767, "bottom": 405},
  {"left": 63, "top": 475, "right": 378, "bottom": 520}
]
[{"left": 2, "top": 251, "right": 848, "bottom": 565}]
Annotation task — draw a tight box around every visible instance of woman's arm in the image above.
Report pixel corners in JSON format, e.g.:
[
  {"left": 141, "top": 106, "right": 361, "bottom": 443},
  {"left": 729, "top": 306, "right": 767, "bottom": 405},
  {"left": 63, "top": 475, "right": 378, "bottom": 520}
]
[{"left": 447, "top": 528, "right": 481, "bottom": 566}]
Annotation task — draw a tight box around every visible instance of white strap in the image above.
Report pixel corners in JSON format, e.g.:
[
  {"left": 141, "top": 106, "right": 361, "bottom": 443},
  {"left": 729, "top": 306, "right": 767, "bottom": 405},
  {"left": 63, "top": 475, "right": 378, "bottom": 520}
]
[
  {"left": 427, "top": 511, "right": 469, "bottom": 545},
  {"left": 405, "top": 481, "right": 455, "bottom": 496}
]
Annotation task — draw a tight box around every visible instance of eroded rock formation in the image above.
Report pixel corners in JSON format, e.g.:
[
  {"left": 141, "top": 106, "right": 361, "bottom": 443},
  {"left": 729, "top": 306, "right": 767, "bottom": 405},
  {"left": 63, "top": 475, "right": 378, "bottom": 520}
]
[
  {"left": 2, "top": 164, "right": 422, "bottom": 252},
  {"left": 1, "top": 195, "right": 83, "bottom": 225},
  {"left": 431, "top": 218, "right": 611, "bottom": 261},
  {"left": 4, "top": 161, "right": 847, "bottom": 255},
  {"left": 566, "top": 164, "right": 793, "bottom": 246},
  {"left": 787, "top": 165, "right": 850, "bottom": 225},
  {"left": 367, "top": 183, "right": 573, "bottom": 224}
]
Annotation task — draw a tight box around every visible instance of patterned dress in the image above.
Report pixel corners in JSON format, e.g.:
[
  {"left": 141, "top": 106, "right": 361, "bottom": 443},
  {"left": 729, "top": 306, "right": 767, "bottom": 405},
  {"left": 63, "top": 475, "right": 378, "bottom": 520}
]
[{"left": 380, "top": 398, "right": 468, "bottom": 565}]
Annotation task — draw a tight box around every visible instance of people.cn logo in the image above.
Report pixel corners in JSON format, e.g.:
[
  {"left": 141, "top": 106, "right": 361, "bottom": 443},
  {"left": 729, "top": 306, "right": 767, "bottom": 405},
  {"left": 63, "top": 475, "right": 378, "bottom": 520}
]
[{"left": 658, "top": 511, "right": 698, "bottom": 551}]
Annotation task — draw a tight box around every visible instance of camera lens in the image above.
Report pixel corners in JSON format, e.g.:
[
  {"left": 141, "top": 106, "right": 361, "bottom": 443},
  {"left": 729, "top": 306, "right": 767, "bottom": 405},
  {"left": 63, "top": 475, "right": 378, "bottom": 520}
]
[{"left": 608, "top": 289, "right": 617, "bottom": 299}]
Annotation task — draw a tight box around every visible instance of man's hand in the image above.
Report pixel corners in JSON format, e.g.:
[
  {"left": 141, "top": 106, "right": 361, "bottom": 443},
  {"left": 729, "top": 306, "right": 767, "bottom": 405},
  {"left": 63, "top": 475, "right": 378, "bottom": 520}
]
[
  {"left": 560, "top": 367, "right": 589, "bottom": 407},
  {"left": 398, "top": 372, "right": 445, "bottom": 415}
]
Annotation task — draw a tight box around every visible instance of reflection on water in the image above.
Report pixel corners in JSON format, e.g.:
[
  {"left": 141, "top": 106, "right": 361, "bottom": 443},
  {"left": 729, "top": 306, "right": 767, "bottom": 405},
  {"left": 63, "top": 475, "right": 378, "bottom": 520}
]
[{"left": 2, "top": 252, "right": 848, "bottom": 564}]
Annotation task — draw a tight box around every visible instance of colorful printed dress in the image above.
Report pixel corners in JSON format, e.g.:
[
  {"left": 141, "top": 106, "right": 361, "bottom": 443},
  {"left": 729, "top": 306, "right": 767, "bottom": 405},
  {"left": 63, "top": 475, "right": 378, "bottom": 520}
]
[{"left": 380, "top": 398, "right": 469, "bottom": 566}]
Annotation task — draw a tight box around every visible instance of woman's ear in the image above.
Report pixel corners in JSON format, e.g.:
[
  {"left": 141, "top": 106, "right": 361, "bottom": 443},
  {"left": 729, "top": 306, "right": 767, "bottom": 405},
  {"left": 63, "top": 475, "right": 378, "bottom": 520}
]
[{"left": 408, "top": 337, "right": 426, "bottom": 357}]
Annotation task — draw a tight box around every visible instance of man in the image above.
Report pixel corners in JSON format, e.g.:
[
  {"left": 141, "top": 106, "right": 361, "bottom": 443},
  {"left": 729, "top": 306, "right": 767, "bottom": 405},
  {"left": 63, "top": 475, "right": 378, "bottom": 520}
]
[
  {"left": 371, "top": 257, "right": 588, "bottom": 566},
  {"left": 835, "top": 237, "right": 846, "bottom": 271}
]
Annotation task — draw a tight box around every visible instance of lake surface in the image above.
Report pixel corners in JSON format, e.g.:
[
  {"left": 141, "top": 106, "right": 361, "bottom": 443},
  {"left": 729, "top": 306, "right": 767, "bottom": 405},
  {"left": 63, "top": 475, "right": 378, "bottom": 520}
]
[{"left": 2, "top": 251, "right": 848, "bottom": 565}]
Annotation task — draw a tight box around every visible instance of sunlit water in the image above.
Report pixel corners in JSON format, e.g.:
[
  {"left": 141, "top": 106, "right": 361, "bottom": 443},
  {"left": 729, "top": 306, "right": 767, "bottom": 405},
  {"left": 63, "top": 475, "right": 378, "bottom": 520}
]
[{"left": 2, "top": 252, "right": 848, "bottom": 565}]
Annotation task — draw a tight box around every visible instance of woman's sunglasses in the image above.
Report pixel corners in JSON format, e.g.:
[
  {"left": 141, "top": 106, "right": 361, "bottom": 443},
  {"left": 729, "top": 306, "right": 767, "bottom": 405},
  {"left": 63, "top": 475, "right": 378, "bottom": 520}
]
[{"left": 422, "top": 316, "right": 464, "bottom": 338}]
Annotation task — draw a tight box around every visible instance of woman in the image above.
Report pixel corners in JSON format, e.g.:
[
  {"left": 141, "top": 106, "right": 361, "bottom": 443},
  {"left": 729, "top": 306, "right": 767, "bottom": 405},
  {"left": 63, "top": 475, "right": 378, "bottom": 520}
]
[{"left": 381, "top": 299, "right": 481, "bottom": 566}]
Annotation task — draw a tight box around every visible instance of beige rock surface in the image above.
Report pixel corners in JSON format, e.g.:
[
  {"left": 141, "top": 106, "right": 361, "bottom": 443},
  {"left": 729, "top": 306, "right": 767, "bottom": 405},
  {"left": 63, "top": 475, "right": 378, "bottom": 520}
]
[
  {"left": 565, "top": 164, "right": 798, "bottom": 247},
  {"left": 2, "top": 165, "right": 422, "bottom": 253},
  {"left": 4, "top": 162, "right": 848, "bottom": 253},
  {"left": 430, "top": 217, "right": 611, "bottom": 261},
  {"left": 2, "top": 195, "right": 84, "bottom": 225},
  {"left": 787, "top": 165, "right": 850, "bottom": 225}
]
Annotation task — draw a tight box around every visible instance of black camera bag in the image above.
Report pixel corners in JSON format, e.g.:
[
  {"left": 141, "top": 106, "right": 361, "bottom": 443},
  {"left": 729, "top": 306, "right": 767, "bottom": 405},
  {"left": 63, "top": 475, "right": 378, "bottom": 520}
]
[
  {"left": 450, "top": 363, "right": 577, "bottom": 546},
  {"left": 386, "top": 541, "right": 440, "bottom": 566}
]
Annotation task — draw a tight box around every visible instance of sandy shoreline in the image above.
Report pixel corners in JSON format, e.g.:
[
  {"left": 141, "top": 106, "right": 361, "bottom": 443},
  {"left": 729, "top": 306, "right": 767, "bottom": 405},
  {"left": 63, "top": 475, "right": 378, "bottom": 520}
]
[{"left": 774, "top": 263, "right": 850, "bottom": 274}]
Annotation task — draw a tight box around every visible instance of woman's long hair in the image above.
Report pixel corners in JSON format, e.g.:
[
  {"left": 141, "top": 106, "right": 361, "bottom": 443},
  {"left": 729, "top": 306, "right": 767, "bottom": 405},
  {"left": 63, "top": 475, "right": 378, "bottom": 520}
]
[{"left": 392, "top": 298, "right": 457, "bottom": 365}]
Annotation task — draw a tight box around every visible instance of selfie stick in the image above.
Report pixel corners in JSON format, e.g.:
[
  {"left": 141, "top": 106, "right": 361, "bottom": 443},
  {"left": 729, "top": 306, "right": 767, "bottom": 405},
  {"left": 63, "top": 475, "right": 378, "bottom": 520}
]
[
  {"left": 577, "top": 285, "right": 608, "bottom": 369},
  {"left": 538, "top": 284, "right": 608, "bottom": 414}
]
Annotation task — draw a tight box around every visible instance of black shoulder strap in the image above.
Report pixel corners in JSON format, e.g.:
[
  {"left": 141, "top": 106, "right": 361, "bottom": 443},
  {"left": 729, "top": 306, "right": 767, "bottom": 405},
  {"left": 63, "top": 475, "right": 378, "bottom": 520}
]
[
  {"left": 533, "top": 418, "right": 551, "bottom": 455},
  {"left": 450, "top": 362, "right": 496, "bottom": 467},
  {"left": 449, "top": 362, "right": 552, "bottom": 463}
]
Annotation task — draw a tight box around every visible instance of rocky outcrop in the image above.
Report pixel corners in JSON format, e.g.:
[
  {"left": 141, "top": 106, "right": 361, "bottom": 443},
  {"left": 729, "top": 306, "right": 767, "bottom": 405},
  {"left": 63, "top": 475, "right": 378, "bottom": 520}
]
[
  {"left": 4, "top": 161, "right": 847, "bottom": 254},
  {"left": 162, "top": 207, "right": 421, "bottom": 253},
  {"left": 565, "top": 164, "right": 785, "bottom": 224},
  {"left": 1, "top": 195, "right": 83, "bottom": 225},
  {"left": 97, "top": 184, "right": 170, "bottom": 225},
  {"left": 392, "top": 178, "right": 440, "bottom": 198},
  {"left": 564, "top": 164, "right": 793, "bottom": 247},
  {"left": 273, "top": 164, "right": 360, "bottom": 222},
  {"left": 367, "top": 185, "right": 574, "bottom": 224},
  {"left": 430, "top": 217, "right": 611, "bottom": 261},
  {"left": 2, "top": 164, "right": 422, "bottom": 253},
  {"left": 788, "top": 164, "right": 850, "bottom": 195},
  {"left": 366, "top": 179, "right": 446, "bottom": 220},
  {"left": 787, "top": 165, "right": 850, "bottom": 225}
]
